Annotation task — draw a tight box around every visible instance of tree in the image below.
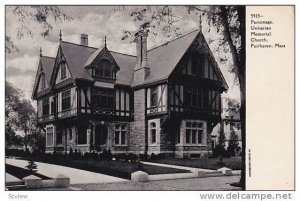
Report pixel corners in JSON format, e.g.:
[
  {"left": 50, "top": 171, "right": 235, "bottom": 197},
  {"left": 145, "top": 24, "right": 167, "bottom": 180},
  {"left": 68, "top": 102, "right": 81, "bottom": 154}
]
[
  {"left": 227, "top": 129, "right": 239, "bottom": 156},
  {"left": 6, "top": 6, "right": 72, "bottom": 54},
  {"left": 122, "top": 5, "right": 246, "bottom": 189},
  {"left": 5, "top": 81, "right": 36, "bottom": 149}
]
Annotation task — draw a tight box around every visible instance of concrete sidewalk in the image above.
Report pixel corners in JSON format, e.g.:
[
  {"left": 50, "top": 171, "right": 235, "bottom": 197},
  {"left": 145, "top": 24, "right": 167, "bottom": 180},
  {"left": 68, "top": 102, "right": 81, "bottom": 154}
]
[
  {"left": 142, "top": 161, "right": 241, "bottom": 175},
  {"left": 6, "top": 158, "right": 127, "bottom": 184}
]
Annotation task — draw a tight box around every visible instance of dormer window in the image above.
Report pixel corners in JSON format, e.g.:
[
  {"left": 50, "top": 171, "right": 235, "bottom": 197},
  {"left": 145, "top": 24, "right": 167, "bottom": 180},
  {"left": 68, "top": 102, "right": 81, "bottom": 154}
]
[
  {"left": 94, "top": 59, "right": 115, "bottom": 79},
  {"left": 61, "top": 63, "right": 67, "bottom": 80}
]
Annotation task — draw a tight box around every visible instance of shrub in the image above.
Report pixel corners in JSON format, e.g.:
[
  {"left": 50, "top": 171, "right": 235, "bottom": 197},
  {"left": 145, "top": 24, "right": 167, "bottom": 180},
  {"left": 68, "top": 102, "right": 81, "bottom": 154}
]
[{"left": 25, "top": 159, "right": 38, "bottom": 174}]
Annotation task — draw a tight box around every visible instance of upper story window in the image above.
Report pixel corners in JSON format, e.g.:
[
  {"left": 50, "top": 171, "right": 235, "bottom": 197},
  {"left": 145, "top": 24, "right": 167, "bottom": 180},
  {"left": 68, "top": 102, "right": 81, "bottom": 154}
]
[
  {"left": 41, "top": 74, "right": 46, "bottom": 89},
  {"left": 94, "top": 88, "right": 114, "bottom": 108},
  {"left": 42, "top": 98, "right": 49, "bottom": 116},
  {"left": 94, "top": 59, "right": 115, "bottom": 79},
  {"left": 61, "top": 90, "right": 71, "bottom": 111},
  {"left": 185, "top": 87, "right": 208, "bottom": 109},
  {"left": 191, "top": 53, "right": 205, "bottom": 77},
  {"left": 61, "top": 63, "right": 67, "bottom": 80},
  {"left": 150, "top": 87, "right": 158, "bottom": 107}
]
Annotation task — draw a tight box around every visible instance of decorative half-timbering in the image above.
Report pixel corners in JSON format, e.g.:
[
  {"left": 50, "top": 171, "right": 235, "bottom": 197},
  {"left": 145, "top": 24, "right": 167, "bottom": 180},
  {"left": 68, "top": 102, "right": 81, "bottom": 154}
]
[{"left": 32, "top": 28, "right": 228, "bottom": 158}]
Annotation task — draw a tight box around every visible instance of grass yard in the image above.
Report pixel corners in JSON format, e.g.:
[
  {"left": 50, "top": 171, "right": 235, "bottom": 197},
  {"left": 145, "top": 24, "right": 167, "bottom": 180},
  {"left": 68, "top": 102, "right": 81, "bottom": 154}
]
[
  {"left": 146, "top": 156, "right": 242, "bottom": 170},
  {"left": 6, "top": 164, "right": 52, "bottom": 180},
  {"left": 20, "top": 158, "right": 190, "bottom": 180}
]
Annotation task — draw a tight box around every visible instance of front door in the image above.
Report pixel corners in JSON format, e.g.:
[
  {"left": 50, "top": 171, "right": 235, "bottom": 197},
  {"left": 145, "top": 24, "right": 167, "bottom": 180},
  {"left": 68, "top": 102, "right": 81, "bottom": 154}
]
[{"left": 95, "top": 124, "right": 108, "bottom": 149}]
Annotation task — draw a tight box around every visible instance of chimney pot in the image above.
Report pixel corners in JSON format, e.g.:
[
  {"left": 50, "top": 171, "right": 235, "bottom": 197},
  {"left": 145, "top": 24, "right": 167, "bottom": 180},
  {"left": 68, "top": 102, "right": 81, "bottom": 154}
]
[{"left": 81, "top": 34, "right": 88, "bottom": 46}]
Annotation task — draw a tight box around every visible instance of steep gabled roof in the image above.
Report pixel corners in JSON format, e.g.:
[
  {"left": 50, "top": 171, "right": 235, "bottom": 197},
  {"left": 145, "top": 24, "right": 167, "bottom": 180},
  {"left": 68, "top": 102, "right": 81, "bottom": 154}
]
[
  {"left": 60, "top": 41, "right": 96, "bottom": 81},
  {"left": 110, "top": 51, "right": 136, "bottom": 85},
  {"left": 42, "top": 29, "right": 228, "bottom": 89},
  {"left": 32, "top": 56, "right": 55, "bottom": 99},
  {"left": 146, "top": 29, "right": 200, "bottom": 83},
  {"left": 42, "top": 56, "right": 56, "bottom": 82}
]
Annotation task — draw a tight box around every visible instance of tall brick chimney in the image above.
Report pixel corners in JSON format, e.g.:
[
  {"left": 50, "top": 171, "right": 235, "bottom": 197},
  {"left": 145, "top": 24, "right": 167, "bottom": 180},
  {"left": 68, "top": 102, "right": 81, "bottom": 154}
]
[
  {"left": 134, "top": 30, "right": 150, "bottom": 85},
  {"left": 81, "top": 34, "right": 88, "bottom": 46},
  {"left": 130, "top": 29, "right": 150, "bottom": 154}
]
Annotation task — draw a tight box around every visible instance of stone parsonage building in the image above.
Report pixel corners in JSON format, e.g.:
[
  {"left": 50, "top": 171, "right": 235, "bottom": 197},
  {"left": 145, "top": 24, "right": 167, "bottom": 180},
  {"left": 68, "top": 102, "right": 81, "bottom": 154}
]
[{"left": 32, "top": 25, "right": 228, "bottom": 158}]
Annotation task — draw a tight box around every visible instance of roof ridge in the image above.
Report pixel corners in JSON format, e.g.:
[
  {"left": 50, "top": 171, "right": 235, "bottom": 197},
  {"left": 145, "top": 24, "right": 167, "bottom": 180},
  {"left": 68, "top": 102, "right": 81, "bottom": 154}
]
[
  {"left": 41, "top": 55, "right": 55, "bottom": 59},
  {"left": 109, "top": 50, "right": 136, "bottom": 57},
  {"left": 148, "top": 29, "right": 200, "bottom": 52},
  {"left": 61, "top": 40, "right": 98, "bottom": 50}
]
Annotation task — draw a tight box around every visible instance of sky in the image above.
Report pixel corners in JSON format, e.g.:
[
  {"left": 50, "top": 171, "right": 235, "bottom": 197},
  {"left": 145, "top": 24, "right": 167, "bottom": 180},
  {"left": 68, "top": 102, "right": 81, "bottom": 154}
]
[{"left": 5, "top": 6, "right": 240, "bottom": 105}]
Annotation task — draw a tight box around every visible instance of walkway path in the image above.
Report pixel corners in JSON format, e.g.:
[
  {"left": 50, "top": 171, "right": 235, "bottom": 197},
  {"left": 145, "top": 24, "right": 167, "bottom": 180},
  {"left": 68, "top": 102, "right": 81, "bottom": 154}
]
[{"left": 6, "top": 158, "right": 127, "bottom": 184}]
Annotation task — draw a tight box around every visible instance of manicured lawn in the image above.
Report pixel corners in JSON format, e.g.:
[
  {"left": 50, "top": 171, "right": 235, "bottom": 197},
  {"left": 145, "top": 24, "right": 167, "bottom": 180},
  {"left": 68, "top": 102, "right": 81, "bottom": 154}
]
[
  {"left": 146, "top": 156, "right": 242, "bottom": 170},
  {"left": 6, "top": 164, "right": 52, "bottom": 180},
  {"left": 20, "top": 158, "right": 190, "bottom": 180}
]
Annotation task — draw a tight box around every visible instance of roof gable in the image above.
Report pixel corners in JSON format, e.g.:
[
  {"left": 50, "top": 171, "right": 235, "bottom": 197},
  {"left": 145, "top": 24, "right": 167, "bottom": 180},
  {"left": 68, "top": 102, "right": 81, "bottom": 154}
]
[
  {"left": 146, "top": 29, "right": 200, "bottom": 83},
  {"left": 59, "top": 41, "right": 96, "bottom": 81},
  {"left": 32, "top": 56, "right": 55, "bottom": 99}
]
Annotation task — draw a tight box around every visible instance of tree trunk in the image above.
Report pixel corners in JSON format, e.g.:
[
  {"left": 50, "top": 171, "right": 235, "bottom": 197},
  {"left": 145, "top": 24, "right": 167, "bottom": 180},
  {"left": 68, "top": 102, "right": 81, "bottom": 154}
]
[{"left": 220, "top": 6, "right": 246, "bottom": 190}]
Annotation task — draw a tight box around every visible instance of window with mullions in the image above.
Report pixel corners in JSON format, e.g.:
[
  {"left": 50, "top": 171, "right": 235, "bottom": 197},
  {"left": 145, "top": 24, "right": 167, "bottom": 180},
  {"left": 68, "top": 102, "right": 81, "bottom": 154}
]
[
  {"left": 94, "top": 88, "right": 114, "bottom": 108},
  {"left": 61, "top": 90, "right": 71, "bottom": 111},
  {"left": 46, "top": 127, "right": 53, "bottom": 146},
  {"left": 115, "top": 123, "right": 127, "bottom": 145},
  {"left": 94, "top": 59, "right": 114, "bottom": 78},
  {"left": 150, "top": 87, "right": 158, "bottom": 107},
  {"left": 42, "top": 98, "right": 49, "bottom": 116},
  {"left": 185, "top": 121, "right": 205, "bottom": 145},
  {"left": 185, "top": 87, "right": 208, "bottom": 109}
]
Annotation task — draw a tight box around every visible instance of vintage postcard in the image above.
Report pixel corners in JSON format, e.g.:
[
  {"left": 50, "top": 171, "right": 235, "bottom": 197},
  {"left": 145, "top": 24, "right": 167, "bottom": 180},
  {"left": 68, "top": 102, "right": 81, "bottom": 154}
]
[{"left": 3, "top": 4, "right": 295, "bottom": 197}]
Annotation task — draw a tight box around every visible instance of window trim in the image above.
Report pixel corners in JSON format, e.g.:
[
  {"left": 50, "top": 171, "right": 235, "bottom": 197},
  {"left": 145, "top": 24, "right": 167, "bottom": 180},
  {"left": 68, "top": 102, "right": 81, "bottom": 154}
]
[
  {"left": 184, "top": 120, "right": 206, "bottom": 146},
  {"left": 46, "top": 126, "right": 54, "bottom": 147},
  {"left": 61, "top": 90, "right": 71, "bottom": 111},
  {"left": 42, "top": 98, "right": 49, "bottom": 116},
  {"left": 114, "top": 123, "right": 128, "bottom": 146},
  {"left": 149, "top": 122, "right": 157, "bottom": 144},
  {"left": 94, "top": 59, "right": 115, "bottom": 79}
]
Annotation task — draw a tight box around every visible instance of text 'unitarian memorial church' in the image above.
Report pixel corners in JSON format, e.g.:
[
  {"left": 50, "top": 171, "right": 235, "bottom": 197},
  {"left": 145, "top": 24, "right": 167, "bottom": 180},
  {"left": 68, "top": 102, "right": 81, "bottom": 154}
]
[{"left": 32, "top": 24, "right": 228, "bottom": 158}]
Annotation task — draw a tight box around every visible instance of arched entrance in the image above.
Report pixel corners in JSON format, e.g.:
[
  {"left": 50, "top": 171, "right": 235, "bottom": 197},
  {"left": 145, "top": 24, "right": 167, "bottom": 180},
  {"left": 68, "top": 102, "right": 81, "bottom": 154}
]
[{"left": 94, "top": 124, "right": 108, "bottom": 148}]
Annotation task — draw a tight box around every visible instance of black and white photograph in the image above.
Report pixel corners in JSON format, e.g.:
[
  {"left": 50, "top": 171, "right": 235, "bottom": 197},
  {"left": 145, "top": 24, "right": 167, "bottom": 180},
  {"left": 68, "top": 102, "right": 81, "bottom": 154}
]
[{"left": 4, "top": 4, "right": 294, "bottom": 194}]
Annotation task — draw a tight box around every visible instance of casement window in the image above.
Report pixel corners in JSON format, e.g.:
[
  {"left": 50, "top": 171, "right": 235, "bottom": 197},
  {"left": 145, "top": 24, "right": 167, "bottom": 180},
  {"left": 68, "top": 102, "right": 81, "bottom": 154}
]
[
  {"left": 185, "top": 121, "right": 205, "bottom": 145},
  {"left": 77, "top": 125, "right": 87, "bottom": 145},
  {"left": 185, "top": 87, "right": 208, "bottom": 109},
  {"left": 46, "top": 127, "right": 54, "bottom": 146},
  {"left": 150, "top": 87, "right": 158, "bottom": 107},
  {"left": 42, "top": 98, "right": 49, "bottom": 116},
  {"left": 41, "top": 75, "right": 46, "bottom": 89},
  {"left": 61, "top": 64, "right": 67, "bottom": 80},
  {"left": 115, "top": 123, "right": 127, "bottom": 145},
  {"left": 191, "top": 53, "right": 205, "bottom": 77},
  {"left": 94, "top": 59, "right": 115, "bottom": 79},
  {"left": 94, "top": 88, "right": 114, "bottom": 108},
  {"left": 61, "top": 90, "right": 71, "bottom": 111},
  {"left": 150, "top": 122, "right": 157, "bottom": 144}
]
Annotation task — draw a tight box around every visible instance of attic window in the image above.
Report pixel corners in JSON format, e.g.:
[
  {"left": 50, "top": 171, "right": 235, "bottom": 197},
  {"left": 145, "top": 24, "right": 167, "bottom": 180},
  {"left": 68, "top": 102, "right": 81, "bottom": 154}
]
[
  {"left": 191, "top": 53, "right": 205, "bottom": 77},
  {"left": 41, "top": 74, "right": 46, "bottom": 89},
  {"left": 61, "top": 64, "right": 67, "bottom": 80},
  {"left": 94, "top": 59, "right": 115, "bottom": 79}
]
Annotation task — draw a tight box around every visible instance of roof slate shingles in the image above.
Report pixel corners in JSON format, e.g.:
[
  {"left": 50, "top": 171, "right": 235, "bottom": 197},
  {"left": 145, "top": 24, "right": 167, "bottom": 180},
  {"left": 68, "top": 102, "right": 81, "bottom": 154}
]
[{"left": 37, "top": 29, "right": 227, "bottom": 89}]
